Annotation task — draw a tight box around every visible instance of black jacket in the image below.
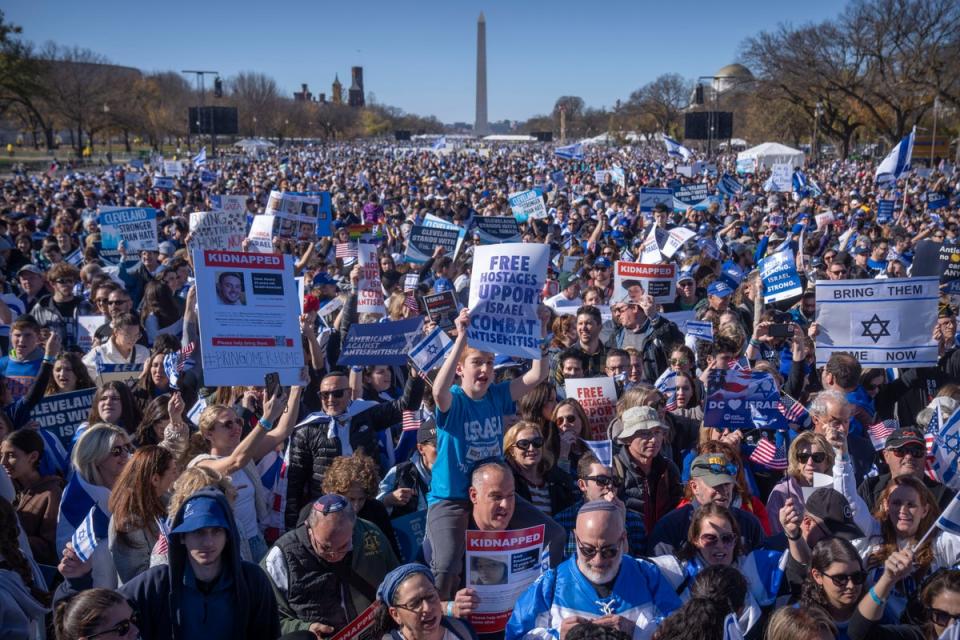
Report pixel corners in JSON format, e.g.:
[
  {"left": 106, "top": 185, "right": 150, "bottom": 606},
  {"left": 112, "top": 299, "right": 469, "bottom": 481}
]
[
  {"left": 858, "top": 472, "right": 957, "bottom": 514},
  {"left": 509, "top": 463, "right": 579, "bottom": 517},
  {"left": 284, "top": 374, "right": 425, "bottom": 529}
]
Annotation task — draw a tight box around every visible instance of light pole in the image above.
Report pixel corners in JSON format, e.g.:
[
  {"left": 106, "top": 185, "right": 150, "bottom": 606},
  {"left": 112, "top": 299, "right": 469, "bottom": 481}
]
[
  {"left": 931, "top": 96, "right": 940, "bottom": 166},
  {"left": 813, "top": 101, "right": 824, "bottom": 164},
  {"left": 182, "top": 69, "right": 220, "bottom": 155},
  {"left": 102, "top": 103, "right": 112, "bottom": 161}
]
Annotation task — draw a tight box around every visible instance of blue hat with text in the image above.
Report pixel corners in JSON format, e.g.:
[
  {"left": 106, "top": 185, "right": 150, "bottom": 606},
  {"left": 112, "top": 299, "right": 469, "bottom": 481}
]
[{"left": 707, "top": 281, "right": 733, "bottom": 298}]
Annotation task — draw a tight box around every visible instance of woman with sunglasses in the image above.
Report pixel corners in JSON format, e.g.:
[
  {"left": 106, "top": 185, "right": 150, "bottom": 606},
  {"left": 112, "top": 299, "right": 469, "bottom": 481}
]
[
  {"left": 517, "top": 381, "right": 560, "bottom": 461},
  {"left": 371, "top": 563, "right": 478, "bottom": 640},
  {"left": 804, "top": 538, "right": 916, "bottom": 640},
  {"left": 190, "top": 385, "right": 301, "bottom": 563},
  {"left": 649, "top": 501, "right": 810, "bottom": 638},
  {"left": 503, "top": 421, "right": 577, "bottom": 518},
  {"left": 858, "top": 475, "right": 959, "bottom": 623},
  {"left": 55, "top": 588, "right": 138, "bottom": 640},
  {"left": 766, "top": 432, "right": 836, "bottom": 535},
  {"left": 549, "top": 399, "right": 593, "bottom": 473}
]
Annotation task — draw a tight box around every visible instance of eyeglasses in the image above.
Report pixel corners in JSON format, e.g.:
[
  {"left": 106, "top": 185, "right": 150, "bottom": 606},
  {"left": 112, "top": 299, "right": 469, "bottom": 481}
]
[
  {"left": 584, "top": 475, "right": 620, "bottom": 488},
  {"left": 669, "top": 358, "right": 689, "bottom": 367},
  {"left": 54, "top": 278, "right": 75, "bottom": 285},
  {"left": 594, "top": 267, "right": 610, "bottom": 272},
  {"left": 109, "top": 444, "right": 134, "bottom": 457},
  {"left": 320, "top": 388, "right": 348, "bottom": 400},
  {"left": 829, "top": 268, "right": 848, "bottom": 276},
  {"left": 698, "top": 532, "right": 736, "bottom": 547},
  {"left": 821, "top": 571, "right": 867, "bottom": 587},
  {"left": 678, "top": 281, "right": 694, "bottom": 288},
  {"left": 514, "top": 437, "right": 544, "bottom": 451},
  {"left": 95, "top": 297, "right": 109, "bottom": 305},
  {"left": 87, "top": 613, "right": 138, "bottom": 639},
  {"left": 929, "top": 607, "right": 960, "bottom": 627},
  {"left": 575, "top": 536, "right": 620, "bottom": 560},
  {"left": 891, "top": 446, "right": 925, "bottom": 459},
  {"left": 394, "top": 591, "right": 441, "bottom": 613},
  {"left": 797, "top": 452, "right": 827, "bottom": 464}
]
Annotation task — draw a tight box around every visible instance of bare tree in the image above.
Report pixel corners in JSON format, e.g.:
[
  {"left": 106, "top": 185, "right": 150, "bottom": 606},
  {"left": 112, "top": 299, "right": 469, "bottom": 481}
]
[
  {"left": 227, "top": 71, "right": 281, "bottom": 137},
  {"left": 626, "top": 73, "right": 694, "bottom": 137}
]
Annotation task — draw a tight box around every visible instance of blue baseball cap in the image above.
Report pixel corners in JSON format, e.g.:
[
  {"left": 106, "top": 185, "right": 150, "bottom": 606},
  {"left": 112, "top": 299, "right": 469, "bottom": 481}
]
[
  {"left": 312, "top": 272, "right": 338, "bottom": 287},
  {"left": 170, "top": 496, "right": 230, "bottom": 534},
  {"left": 677, "top": 268, "right": 695, "bottom": 283},
  {"left": 594, "top": 257, "right": 613, "bottom": 268},
  {"left": 708, "top": 281, "right": 733, "bottom": 298}
]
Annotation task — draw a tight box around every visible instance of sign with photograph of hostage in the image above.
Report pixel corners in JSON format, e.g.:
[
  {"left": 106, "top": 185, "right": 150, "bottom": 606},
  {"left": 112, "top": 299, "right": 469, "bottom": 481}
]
[
  {"left": 814, "top": 277, "right": 939, "bottom": 368},
  {"left": 98, "top": 207, "right": 159, "bottom": 263},
  {"left": 467, "top": 244, "right": 548, "bottom": 360},
  {"left": 194, "top": 250, "right": 304, "bottom": 386},
  {"left": 613, "top": 261, "right": 676, "bottom": 304},
  {"left": 465, "top": 525, "right": 545, "bottom": 634},
  {"left": 265, "top": 190, "right": 326, "bottom": 242}
]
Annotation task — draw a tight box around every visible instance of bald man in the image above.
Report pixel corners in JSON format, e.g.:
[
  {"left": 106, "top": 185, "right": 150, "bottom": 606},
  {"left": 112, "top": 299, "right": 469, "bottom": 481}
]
[{"left": 506, "top": 501, "right": 680, "bottom": 640}]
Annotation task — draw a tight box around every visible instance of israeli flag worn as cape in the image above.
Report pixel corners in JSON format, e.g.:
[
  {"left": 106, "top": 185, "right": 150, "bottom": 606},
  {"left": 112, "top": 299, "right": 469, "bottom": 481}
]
[{"left": 876, "top": 127, "right": 915, "bottom": 185}]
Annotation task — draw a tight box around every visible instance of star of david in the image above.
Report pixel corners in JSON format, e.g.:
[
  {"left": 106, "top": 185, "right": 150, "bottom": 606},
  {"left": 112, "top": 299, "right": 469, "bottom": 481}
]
[
  {"left": 941, "top": 431, "right": 960, "bottom": 456},
  {"left": 860, "top": 314, "right": 891, "bottom": 344},
  {"left": 426, "top": 343, "right": 440, "bottom": 356}
]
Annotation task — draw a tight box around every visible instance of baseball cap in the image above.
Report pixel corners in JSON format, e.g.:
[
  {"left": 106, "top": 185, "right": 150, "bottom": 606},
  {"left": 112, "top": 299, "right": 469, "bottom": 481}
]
[
  {"left": 804, "top": 488, "right": 865, "bottom": 541},
  {"left": 559, "top": 272, "right": 581, "bottom": 290},
  {"left": 707, "top": 281, "right": 733, "bottom": 298},
  {"left": 417, "top": 418, "right": 437, "bottom": 445},
  {"left": 17, "top": 264, "right": 44, "bottom": 277},
  {"left": 312, "top": 272, "right": 337, "bottom": 287},
  {"left": 170, "top": 495, "right": 230, "bottom": 534},
  {"left": 617, "top": 406, "right": 668, "bottom": 442},
  {"left": 677, "top": 269, "right": 695, "bottom": 284},
  {"left": 594, "top": 257, "right": 613, "bottom": 269},
  {"left": 884, "top": 428, "right": 924, "bottom": 450},
  {"left": 690, "top": 453, "right": 737, "bottom": 488},
  {"left": 158, "top": 241, "right": 176, "bottom": 256}
]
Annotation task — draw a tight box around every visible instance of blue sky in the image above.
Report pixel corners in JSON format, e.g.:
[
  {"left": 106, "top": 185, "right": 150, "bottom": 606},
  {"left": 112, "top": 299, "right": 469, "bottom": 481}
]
[{"left": 7, "top": 1, "right": 843, "bottom": 123}]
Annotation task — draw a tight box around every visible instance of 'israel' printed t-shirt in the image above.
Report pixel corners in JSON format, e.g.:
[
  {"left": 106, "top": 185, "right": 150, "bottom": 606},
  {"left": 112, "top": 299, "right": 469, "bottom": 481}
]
[{"left": 429, "top": 381, "right": 515, "bottom": 504}]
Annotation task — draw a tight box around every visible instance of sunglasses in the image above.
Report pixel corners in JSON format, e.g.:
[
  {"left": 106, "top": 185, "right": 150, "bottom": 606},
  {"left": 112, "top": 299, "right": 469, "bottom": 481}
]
[
  {"left": 891, "top": 446, "right": 925, "bottom": 459},
  {"left": 514, "top": 437, "right": 544, "bottom": 451},
  {"left": 556, "top": 414, "right": 578, "bottom": 425},
  {"left": 929, "top": 607, "right": 960, "bottom": 627},
  {"left": 584, "top": 475, "right": 620, "bottom": 488},
  {"left": 669, "top": 358, "right": 689, "bottom": 366},
  {"left": 594, "top": 266, "right": 610, "bottom": 272},
  {"left": 695, "top": 462, "right": 738, "bottom": 477},
  {"left": 54, "top": 278, "right": 75, "bottom": 285},
  {"left": 797, "top": 452, "right": 827, "bottom": 464},
  {"left": 699, "top": 532, "right": 736, "bottom": 547},
  {"left": 87, "top": 613, "right": 138, "bottom": 639},
  {"left": 95, "top": 297, "right": 109, "bottom": 305},
  {"left": 575, "top": 536, "right": 620, "bottom": 560},
  {"left": 107, "top": 299, "right": 129, "bottom": 306},
  {"left": 821, "top": 571, "right": 867, "bottom": 587},
  {"left": 320, "top": 388, "right": 349, "bottom": 400},
  {"left": 216, "top": 418, "right": 243, "bottom": 430},
  {"left": 109, "top": 444, "right": 134, "bottom": 457}
]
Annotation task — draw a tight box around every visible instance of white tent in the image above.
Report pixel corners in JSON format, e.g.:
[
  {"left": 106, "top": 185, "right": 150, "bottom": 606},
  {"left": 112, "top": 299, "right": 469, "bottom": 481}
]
[
  {"left": 736, "top": 142, "right": 804, "bottom": 170},
  {"left": 234, "top": 138, "right": 276, "bottom": 153}
]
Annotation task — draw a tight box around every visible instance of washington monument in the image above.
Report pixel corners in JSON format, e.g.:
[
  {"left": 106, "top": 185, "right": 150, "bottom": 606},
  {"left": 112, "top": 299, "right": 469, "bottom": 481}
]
[{"left": 475, "top": 12, "right": 489, "bottom": 135}]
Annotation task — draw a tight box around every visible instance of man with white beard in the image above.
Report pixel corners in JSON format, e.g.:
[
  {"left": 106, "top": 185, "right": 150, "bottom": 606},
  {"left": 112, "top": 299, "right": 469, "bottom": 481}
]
[{"left": 505, "top": 501, "right": 681, "bottom": 640}]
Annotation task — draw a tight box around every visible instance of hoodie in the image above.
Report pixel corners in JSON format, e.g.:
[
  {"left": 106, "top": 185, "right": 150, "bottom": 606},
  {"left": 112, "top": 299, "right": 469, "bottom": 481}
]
[{"left": 56, "top": 489, "right": 280, "bottom": 640}]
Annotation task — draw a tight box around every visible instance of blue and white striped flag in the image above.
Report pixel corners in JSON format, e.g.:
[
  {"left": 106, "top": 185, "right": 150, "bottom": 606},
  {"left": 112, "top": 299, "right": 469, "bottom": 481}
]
[
  {"left": 72, "top": 506, "right": 108, "bottom": 562},
  {"left": 931, "top": 404, "right": 960, "bottom": 490},
  {"left": 93, "top": 350, "right": 105, "bottom": 377},
  {"left": 581, "top": 439, "right": 612, "bottom": 467},
  {"left": 662, "top": 134, "right": 693, "bottom": 161},
  {"left": 409, "top": 326, "right": 453, "bottom": 372},
  {"left": 654, "top": 369, "right": 678, "bottom": 411},
  {"left": 793, "top": 170, "right": 822, "bottom": 197},
  {"left": 722, "top": 613, "right": 745, "bottom": 640},
  {"left": 192, "top": 146, "right": 207, "bottom": 168},
  {"left": 876, "top": 127, "right": 915, "bottom": 185},
  {"left": 717, "top": 173, "right": 743, "bottom": 197},
  {"left": 555, "top": 143, "right": 584, "bottom": 161},
  {"left": 431, "top": 136, "right": 447, "bottom": 151}
]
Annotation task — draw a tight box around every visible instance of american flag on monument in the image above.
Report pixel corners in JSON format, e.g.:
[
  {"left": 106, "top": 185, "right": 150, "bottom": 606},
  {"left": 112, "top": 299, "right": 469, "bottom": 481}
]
[
  {"left": 749, "top": 437, "right": 788, "bottom": 470},
  {"left": 335, "top": 243, "right": 358, "bottom": 259}
]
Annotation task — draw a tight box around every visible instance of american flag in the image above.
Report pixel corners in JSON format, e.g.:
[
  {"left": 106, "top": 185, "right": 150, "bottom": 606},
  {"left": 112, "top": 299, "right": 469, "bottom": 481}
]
[
  {"left": 749, "top": 436, "right": 788, "bottom": 470},
  {"left": 335, "top": 243, "right": 358, "bottom": 259},
  {"left": 404, "top": 293, "right": 419, "bottom": 313},
  {"left": 728, "top": 357, "right": 752, "bottom": 373},
  {"left": 867, "top": 419, "right": 898, "bottom": 451},
  {"left": 402, "top": 410, "right": 421, "bottom": 431},
  {"left": 778, "top": 396, "right": 809, "bottom": 425}
]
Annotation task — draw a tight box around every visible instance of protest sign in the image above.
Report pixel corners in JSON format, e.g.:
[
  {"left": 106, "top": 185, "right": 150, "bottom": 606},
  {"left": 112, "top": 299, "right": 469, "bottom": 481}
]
[
  {"left": 564, "top": 377, "right": 617, "bottom": 440},
  {"left": 639, "top": 227, "right": 667, "bottom": 264},
  {"left": 32, "top": 389, "right": 95, "bottom": 451},
  {"left": 815, "top": 211, "right": 836, "bottom": 229},
  {"left": 210, "top": 194, "right": 248, "bottom": 215},
  {"left": 392, "top": 510, "right": 427, "bottom": 563},
  {"left": 467, "top": 244, "right": 548, "bottom": 360},
  {"left": 466, "top": 525, "right": 545, "bottom": 634},
  {"left": 264, "top": 190, "right": 326, "bottom": 241},
  {"left": 814, "top": 277, "right": 939, "bottom": 367},
  {"left": 189, "top": 211, "right": 246, "bottom": 251},
  {"left": 913, "top": 240, "right": 960, "bottom": 293},
  {"left": 759, "top": 248, "right": 803, "bottom": 302},
  {"left": 704, "top": 369, "right": 785, "bottom": 431},
  {"left": 639, "top": 188, "right": 674, "bottom": 213},
  {"left": 927, "top": 192, "right": 949, "bottom": 210},
  {"left": 317, "top": 296, "right": 343, "bottom": 328},
  {"left": 550, "top": 170, "right": 565, "bottom": 187},
  {"left": 162, "top": 159, "right": 183, "bottom": 176},
  {"left": 404, "top": 224, "right": 461, "bottom": 263},
  {"left": 338, "top": 317, "right": 424, "bottom": 367},
  {"left": 613, "top": 261, "right": 676, "bottom": 304},
  {"left": 330, "top": 602, "right": 378, "bottom": 640},
  {"left": 357, "top": 243, "right": 385, "bottom": 314},
  {"left": 194, "top": 250, "right": 304, "bottom": 386},
  {"left": 77, "top": 315, "right": 105, "bottom": 352},
  {"left": 561, "top": 255, "right": 581, "bottom": 274},
  {"left": 246, "top": 214, "right": 276, "bottom": 253},
  {"left": 736, "top": 158, "right": 756, "bottom": 174},
  {"left": 290, "top": 191, "right": 333, "bottom": 237},
  {"left": 98, "top": 207, "right": 158, "bottom": 262},
  {"left": 96, "top": 363, "right": 141, "bottom": 387},
  {"left": 768, "top": 164, "right": 793, "bottom": 192},
  {"left": 474, "top": 216, "right": 521, "bottom": 243},
  {"left": 877, "top": 200, "right": 895, "bottom": 225},
  {"left": 421, "top": 291, "right": 458, "bottom": 330},
  {"left": 672, "top": 184, "right": 710, "bottom": 208},
  {"left": 508, "top": 190, "right": 547, "bottom": 222},
  {"left": 661, "top": 227, "right": 696, "bottom": 259},
  {"left": 152, "top": 177, "right": 174, "bottom": 190}
]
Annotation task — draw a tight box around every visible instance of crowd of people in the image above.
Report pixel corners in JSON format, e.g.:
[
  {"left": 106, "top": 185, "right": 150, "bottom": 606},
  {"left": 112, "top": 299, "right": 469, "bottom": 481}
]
[{"left": 0, "top": 139, "right": 957, "bottom": 640}]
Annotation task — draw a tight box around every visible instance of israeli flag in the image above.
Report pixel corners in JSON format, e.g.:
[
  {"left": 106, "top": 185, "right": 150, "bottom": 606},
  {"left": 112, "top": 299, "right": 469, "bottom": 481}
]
[
  {"left": 431, "top": 136, "right": 447, "bottom": 151},
  {"left": 876, "top": 127, "right": 915, "bottom": 184},
  {"left": 555, "top": 143, "right": 584, "bottom": 161},
  {"left": 934, "top": 493, "right": 960, "bottom": 536},
  {"left": 793, "top": 170, "right": 822, "bottom": 197},
  {"left": 409, "top": 326, "right": 453, "bottom": 372},
  {"left": 722, "top": 612, "right": 746, "bottom": 640},
  {"left": 662, "top": 134, "right": 693, "bottom": 161},
  {"left": 582, "top": 439, "right": 612, "bottom": 467},
  {"left": 72, "top": 507, "right": 102, "bottom": 562},
  {"left": 932, "top": 404, "right": 960, "bottom": 490},
  {"left": 192, "top": 146, "right": 207, "bottom": 168},
  {"left": 717, "top": 173, "right": 743, "bottom": 197}
]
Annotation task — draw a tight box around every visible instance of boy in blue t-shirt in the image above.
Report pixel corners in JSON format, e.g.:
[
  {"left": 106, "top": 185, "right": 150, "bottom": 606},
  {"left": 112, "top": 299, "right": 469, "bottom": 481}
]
[
  {"left": 0, "top": 316, "right": 44, "bottom": 401},
  {"left": 428, "top": 308, "right": 550, "bottom": 598}
]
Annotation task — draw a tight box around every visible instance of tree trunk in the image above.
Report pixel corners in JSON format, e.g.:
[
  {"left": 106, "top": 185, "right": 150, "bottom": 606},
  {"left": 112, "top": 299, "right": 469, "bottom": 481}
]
[{"left": 123, "top": 130, "right": 131, "bottom": 153}]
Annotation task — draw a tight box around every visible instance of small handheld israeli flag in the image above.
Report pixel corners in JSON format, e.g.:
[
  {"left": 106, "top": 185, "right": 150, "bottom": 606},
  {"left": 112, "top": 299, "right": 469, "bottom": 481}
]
[
  {"left": 876, "top": 127, "right": 915, "bottom": 185},
  {"left": 409, "top": 327, "right": 453, "bottom": 372},
  {"left": 192, "top": 146, "right": 207, "bottom": 168},
  {"left": 93, "top": 349, "right": 105, "bottom": 378},
  {"left": 722, "top": 613, "right": 745, "bottom": 640},
  {"left": 72, "top": 506, "right": 105, "bottom": 563},
  {"left": 582, "top": 439, "right": 612, "bottom": 467},
  {"left": 431, "top": 136, "right": 447, "bottom": 151},
  {"left": 662, "top": 134, "right": 693, "bottom": 161}
]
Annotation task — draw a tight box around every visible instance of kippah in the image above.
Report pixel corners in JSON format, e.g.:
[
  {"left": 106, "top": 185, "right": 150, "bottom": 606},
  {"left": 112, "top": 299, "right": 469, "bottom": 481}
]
[{"left": 578, "top": 499, "right": 621, "bottom": 515}]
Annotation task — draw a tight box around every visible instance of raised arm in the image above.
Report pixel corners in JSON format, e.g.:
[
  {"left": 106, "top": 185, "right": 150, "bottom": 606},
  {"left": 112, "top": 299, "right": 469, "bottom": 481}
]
[
  {"left": 198, "top": 388, "right": 288, "bottom": 476},
  {"left": 434, "top": 308, "right": 469, "bottom": 413}
]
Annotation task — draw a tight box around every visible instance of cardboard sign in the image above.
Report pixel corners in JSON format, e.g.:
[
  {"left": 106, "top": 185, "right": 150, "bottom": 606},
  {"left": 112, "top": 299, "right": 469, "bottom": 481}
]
[
  {"left": 32, "top": 389, "right": 95, "bottom": 452},
  {"left": 421, "top": 291, "right": 458, "bottom": 330},
  {"left": 98, "top": 207, "right": 159, "bottom": 262},
  {"left": 564, "top": 377, "right": 617, "bottom": 440},
  {"left": 474, "top": 216, "right": 522, "bottom": 243},
  {"left": 357, "top": 243, "right": 384, "bottom": 314},
  {"left": 613, "top": 261, "right": 676, "bottom": 303},
  {"left": 189, "top": 211, "right": 246, "bottom": 251},
  {"left": 405, "top": 224, "right": 461, "bottom": 263},
  {"left": 508, "top": 189, "right": 547, "bottom": 222}
]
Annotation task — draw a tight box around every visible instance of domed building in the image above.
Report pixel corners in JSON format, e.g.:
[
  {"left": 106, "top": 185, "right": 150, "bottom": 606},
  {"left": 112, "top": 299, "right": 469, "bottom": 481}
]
[{"left": 712, "top": 63, "right": 754, "bottom": 95}]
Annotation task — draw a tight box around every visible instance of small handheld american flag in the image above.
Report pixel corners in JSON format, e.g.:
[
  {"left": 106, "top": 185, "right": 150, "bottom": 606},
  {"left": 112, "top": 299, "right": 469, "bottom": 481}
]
[
  {"left": 867, "top": 419, "right": 898, "bottom": 451},
  {"left": 402, "top": 410, "right": 421, "bottom": 431},
  {"left": 749, "top": 436, "right": 788, "bottom": 470},
  {"left": 335, "top": 242, "right": 358, "bottom": 259}
]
